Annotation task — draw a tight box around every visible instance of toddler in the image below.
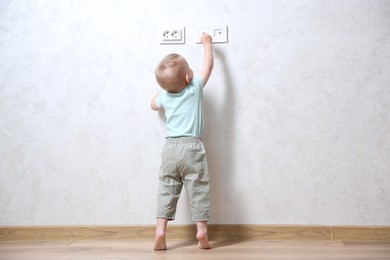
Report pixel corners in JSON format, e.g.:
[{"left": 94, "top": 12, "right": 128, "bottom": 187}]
[{"left": 150, "top": 33, "right": 214, "bottom": 250}]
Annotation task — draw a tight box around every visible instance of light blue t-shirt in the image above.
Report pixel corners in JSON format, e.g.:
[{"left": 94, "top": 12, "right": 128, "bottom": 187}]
[{"left": 156, "top": 77, "right": 204, "bottom": 137}]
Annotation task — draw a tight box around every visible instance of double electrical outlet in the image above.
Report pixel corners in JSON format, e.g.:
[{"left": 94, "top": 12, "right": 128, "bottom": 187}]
[
  {"left": 160, "top": 26, "right": 228, "bottom": 45},
  {"left": 161, "top": 28, "right": 185, "bottom": 44}
]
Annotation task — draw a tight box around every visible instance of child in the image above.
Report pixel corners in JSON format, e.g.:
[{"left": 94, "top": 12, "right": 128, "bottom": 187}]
[{"left": 150, "top": 33, "right": 214, "bottom": 250}]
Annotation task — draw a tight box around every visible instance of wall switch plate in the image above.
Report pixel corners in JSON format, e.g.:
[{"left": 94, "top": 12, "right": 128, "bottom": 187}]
[
  {"left": 196, "top": 25, "right": 228, "bottom": 43},
  {"left": 160, "top": 27, "right": 185, "bottom": 44}
]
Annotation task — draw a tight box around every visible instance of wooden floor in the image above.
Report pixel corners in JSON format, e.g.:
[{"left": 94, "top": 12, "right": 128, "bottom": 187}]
[{"left": 0, "top": 239, "right": 389, "bottom": 259}]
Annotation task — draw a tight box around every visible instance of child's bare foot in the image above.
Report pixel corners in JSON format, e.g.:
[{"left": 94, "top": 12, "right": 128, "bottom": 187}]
[
  {"left": 196, "top": 231, "right": 211, "bottom": 249},
  {"left": 154, "top": 230, "right": 167, "bottom": 250}
]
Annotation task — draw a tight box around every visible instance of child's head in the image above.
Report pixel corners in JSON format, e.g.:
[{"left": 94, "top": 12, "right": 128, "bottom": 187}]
[{"left": 155, "top": 53, "right": 193, "bottom": 93}]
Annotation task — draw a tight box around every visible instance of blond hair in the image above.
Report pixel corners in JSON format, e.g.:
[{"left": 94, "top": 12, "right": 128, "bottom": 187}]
[{"left": 155, "top": 53, "right": 188, "bottom": 92}]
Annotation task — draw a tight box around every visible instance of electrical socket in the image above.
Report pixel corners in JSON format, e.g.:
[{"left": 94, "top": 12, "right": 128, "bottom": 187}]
[
  {"left": 196, "top": 25, "right": 228, "bottom": 44},
  {"left": 160, "top": 27, "right": 185, "bottom": 44}
]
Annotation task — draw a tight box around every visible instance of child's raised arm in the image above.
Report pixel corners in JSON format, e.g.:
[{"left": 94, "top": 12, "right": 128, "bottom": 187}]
[{"left": 199, "top": 34, "right": 214, "bottom": 87}]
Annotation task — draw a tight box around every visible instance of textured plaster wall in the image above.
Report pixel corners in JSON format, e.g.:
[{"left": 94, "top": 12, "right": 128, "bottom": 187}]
[{"left": 1, "top": 0, "right": 389, "bottom": 226}]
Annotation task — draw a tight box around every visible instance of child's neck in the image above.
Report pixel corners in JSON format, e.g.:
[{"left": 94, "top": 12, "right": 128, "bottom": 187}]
[{"left": 167, "top": 83, "right": 187, "bottom": 94}]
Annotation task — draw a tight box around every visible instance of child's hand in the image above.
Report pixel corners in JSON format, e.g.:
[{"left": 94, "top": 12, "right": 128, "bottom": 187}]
[
  {"left": 200, "top": 33, "right": 212, "bottom": 45},
  {"left": 199, "top": 33, "right": 214, "bottom": 87}
]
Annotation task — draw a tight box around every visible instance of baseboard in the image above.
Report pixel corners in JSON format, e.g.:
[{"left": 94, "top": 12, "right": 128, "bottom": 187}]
[
  {"left": 333, "top": 226, "right": 390, "bottom": 241},
  {"left": 0, "top": 225, "right": 389, "bottom": 241}
]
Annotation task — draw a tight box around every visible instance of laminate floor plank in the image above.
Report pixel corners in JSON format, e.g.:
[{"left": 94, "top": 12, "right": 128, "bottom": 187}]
[{"left": 0, "top": 239, "right": 389, "bottom": 260}]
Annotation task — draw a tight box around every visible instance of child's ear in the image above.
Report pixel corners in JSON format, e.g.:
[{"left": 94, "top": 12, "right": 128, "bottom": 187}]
[{"left": 186, "top": 72, "right": 193, "bottom": 84}]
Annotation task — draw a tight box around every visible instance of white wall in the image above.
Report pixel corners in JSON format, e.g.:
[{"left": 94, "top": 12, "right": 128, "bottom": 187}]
[{"left": 1, "top": 0, "right": 389, "bottom": 226}]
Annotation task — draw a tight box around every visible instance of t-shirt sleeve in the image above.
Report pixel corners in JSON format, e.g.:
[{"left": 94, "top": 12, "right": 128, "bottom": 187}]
[
  {"left": 156, "top": 91, "right": 164, "bottom": 108},
  {"left": 193, "top": 77, "right": 204, "bottom": 98}
]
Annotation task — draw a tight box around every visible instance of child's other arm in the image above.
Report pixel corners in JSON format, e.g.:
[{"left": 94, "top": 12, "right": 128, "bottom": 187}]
[
  {"left": 150, "top": 91, "right": 161, "bottom": 111},
  {"left": 199, "top": 34, "right": 214, "bottom": 87}
]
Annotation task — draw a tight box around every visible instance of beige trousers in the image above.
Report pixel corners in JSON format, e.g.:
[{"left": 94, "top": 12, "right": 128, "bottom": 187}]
[{"left": 157, "top": 137, "right": 210, "bottom": 222}]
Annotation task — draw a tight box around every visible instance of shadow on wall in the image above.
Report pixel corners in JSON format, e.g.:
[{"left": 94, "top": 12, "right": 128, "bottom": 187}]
[{"left": 204, "top": 48, "right": 237, "bottom": 224}]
